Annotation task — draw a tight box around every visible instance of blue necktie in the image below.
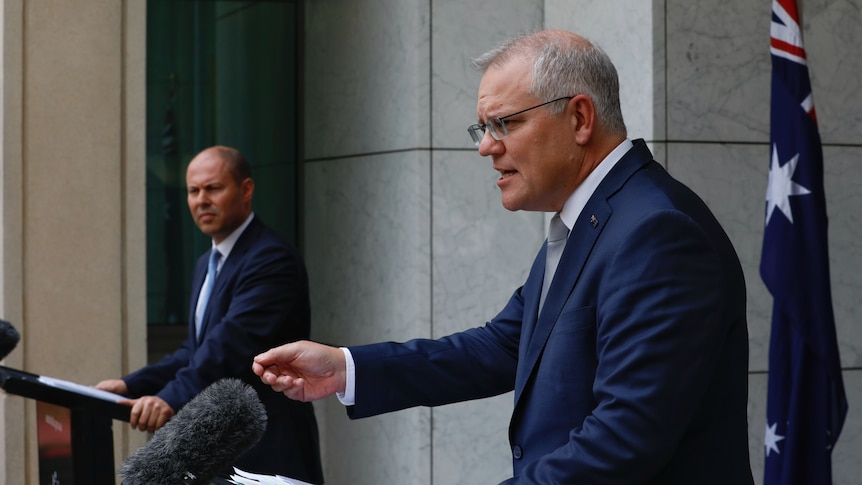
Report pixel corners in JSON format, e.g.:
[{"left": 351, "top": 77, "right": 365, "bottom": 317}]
[
  {"left": 196, "top": 248, "right": 222, "bottom": 338},
  {"left": 539, "top": 214, "right": 569, "bottom": 313}
]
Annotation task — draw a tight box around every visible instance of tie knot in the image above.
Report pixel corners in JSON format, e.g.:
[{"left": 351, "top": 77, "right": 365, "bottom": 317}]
[{"left": 548, "top": 215, "right": 569, "bottom": 242}]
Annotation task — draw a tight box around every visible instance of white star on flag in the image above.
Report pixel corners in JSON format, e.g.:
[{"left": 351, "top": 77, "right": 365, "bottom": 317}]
[
  {"left": 765, "top": 422, "right": 785, "bottom": 457},
  {"left": 765, "top": 143, "right": 811, "bottom": 225}
]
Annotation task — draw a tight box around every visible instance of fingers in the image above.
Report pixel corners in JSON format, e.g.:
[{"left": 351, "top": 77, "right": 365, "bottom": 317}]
[
  {"left": 252, "top": 361, "right": 283, "bottom": 380},
  {"left": 264, "top": 371, "right": 299, "bottom": 393},
  {"left": 128, "top": 397, "right": 174, "bottom": 433},
  {"left": 251, "top": 361, "right": 266, "bottom": 377},
  {"left": 253, "top": 341, "right": 347, "bottom": 402},
  {"left": 257, "top": 369, "right": 307, "bottom": 400},
  {"left": 253, "top": 343, "right": 302, "bottom": 387},
  {"left": 94, "top": 379, "right": 128, "bottom": 395},
  {"left": 258, "top": 365, "right": 279, "bottom": 385},
  {"left": 276, "top": 377, "right": 307, "bottom": 401},
  {"left": 253, "top": 342, "right": 296, "bottom": 368},
  {"left": 252, "top": 351, "right": 275, "bottom": 370}
]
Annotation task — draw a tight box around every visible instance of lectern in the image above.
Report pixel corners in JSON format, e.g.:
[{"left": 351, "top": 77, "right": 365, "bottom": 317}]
[{"left": 0, "top": 365, "right": 131, "bottom": 485}]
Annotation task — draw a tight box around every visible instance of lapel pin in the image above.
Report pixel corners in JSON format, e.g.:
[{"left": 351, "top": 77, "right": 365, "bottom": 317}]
[{"left": 590, "top": 215, "right": 599, "bottom": 228}]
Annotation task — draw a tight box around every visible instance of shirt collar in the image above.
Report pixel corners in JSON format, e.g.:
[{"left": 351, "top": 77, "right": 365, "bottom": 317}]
[
  {"left": 212, "top": 212, "right": 255, "bottom": 261},
  {"left": 557, "top": 138, "right": 633, "bottom": 231}
]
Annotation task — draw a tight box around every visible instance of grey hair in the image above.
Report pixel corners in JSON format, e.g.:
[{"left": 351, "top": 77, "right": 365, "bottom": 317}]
[{"left": 471, "top": 31, "right": 627, "bottom": 137}]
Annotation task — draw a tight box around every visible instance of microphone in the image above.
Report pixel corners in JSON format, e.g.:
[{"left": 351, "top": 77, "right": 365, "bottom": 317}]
[
  {"left": 119, "top": 378, "right": 267, "bottom": 484},
  {"left": 0, "top": 319, "right": 20, "bottom": 361}
]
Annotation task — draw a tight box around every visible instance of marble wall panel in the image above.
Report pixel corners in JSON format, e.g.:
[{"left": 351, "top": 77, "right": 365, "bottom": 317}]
[
  {"left": 431, "top": 150, "right": 544, "bottom": 336},
  {"left": 546, "top": 0, "right": 667, "bottom": 141},
  {"left": 823, "top": 146, "right": 862, "bottom": 367},
  {"left": 832, "top": 369, "right": 862, "bottom": 485},
  {"left": 304, "top": 150, "right": 433, "bottom": 483},
  {"left": 432, "top": 397, "right": 514, "bottom": 484},
  {"left": 430, "top": 149, "right": 541, "bottom": 484},
  {"left": 431, "top": 0, "right": 544, "bottom": 149},
  {"left": 426, "top": 4, "right": 549, "bottom": 480},
  {"left": 320, "top": 404, "right": 432, "bottom": 485},
  {"left": 304, "top": 152, "right": 432, "bottom": 345},
  {"left": 304, "top": 0, "right": 430, "bottom": 159},
  {"left": 799, "top": 0, "right": 862, "bottom": 145},
  {"left": 667, "top": 0, "right": 862, "bottom": 145},
  {"left": 666, "top": 1, "right": 772, "bottom": 142}
]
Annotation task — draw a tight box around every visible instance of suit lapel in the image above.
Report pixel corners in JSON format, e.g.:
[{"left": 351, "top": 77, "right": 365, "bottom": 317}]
[
  {"left": 194, "top": 217, "right": 264, "bottom": 342},
  {"left": 513, "top": 140, "right": 655, "bottom": 405},
  {"left": 514, "top": 200, "right": 611, "bottom": 402},
  {"left": 516, "top": 244, "right": 547, "bottom": 368}
]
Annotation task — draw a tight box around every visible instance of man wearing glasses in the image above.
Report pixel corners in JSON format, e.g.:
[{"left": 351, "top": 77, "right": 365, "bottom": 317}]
[{"left": 254, "top": 30, "right": 754, "bottom": 484}]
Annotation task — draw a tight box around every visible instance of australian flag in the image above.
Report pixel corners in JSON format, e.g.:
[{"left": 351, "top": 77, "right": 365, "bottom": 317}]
[{"left": 761, "top": 1, "right": 848, "bottom": 484}]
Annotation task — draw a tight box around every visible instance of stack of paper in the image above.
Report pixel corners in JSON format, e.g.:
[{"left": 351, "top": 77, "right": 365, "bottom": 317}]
[{"left": 227, "top": 467, "right": 315, "bottom": 485}]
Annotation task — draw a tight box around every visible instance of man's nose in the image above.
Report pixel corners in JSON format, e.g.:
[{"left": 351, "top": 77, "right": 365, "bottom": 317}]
[
  {"left": 190, "top": 192, "right": 210, "bottom": 206},
  {"left": 478, "top": 130, "right": 503, "bottom": 156}
]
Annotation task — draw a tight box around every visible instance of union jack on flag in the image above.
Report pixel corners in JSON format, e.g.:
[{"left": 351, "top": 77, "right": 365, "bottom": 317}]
[{"left": 761, "top": 1, "right": 848, "bottom": 485}]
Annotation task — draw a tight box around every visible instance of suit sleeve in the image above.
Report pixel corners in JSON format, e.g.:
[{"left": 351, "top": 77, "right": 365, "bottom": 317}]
[
  {"left": 132, "top": 237, "right": 307, "bottom": 411},
  {"left": 122, "top": 256, "right": 207, "bottom": 398},
  {"left": 347, "top": 286, "right": 524, "bottom": 418},
  {"left": 509, "top": 210, "right": 738, "bottom": 484},
  {"left": 123, "top": 341, "right": 193, "bottom": 398}
]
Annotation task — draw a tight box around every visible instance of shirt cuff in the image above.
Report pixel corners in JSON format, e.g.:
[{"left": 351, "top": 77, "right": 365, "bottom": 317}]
[{"left": 335, "top": 347, "right": 356, "bottom": 406}]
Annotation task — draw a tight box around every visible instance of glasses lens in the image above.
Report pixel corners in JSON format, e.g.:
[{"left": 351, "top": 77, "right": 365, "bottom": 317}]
[
  {"left": 467, "top": 124, "right": 485, "bottom": 146},
  {"left": 488, "top": 118, "right": 508, "bottom": 141}
]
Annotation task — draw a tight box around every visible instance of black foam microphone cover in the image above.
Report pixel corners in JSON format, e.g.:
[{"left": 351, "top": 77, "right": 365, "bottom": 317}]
[
  {"left": 0, "top": 319, "right": 20, "bottom": 361},
  {"left": 119, "top": 377, "right": 267, "bottom": 484}
]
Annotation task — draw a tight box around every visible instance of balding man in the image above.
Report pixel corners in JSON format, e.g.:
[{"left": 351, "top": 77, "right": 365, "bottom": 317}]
[{"left": 98, "top": 146, "right": 324, "bottom": 483}]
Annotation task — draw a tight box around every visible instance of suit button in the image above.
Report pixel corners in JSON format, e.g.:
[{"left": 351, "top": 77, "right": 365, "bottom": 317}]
[{"left": 512, "top": 445, "right": 522, "bottom": 459}]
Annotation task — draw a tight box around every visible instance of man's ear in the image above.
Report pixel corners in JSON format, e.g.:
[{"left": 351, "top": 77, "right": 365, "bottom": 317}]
[
  {"left": 569, "top": 94, "right": 596, "bottom": 145},
  {"left": 241, "top": 178, "right": 255, "bottom": 203}
]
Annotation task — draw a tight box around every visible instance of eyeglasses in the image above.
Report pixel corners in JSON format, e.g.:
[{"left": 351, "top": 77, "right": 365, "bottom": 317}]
[{"left": 467, "top": 96, "right": 573, "bottom": 147}]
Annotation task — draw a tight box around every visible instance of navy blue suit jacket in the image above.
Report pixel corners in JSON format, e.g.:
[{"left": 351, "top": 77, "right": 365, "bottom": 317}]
[
  {"left": 124, "top": 217, "right": 324, "bottom": 483},
  {"left": 347, "top": 140, "right": 754, "bottom": 484}
]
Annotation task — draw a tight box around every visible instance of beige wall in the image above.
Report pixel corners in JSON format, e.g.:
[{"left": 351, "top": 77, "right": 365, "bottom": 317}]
[{"left": 0, "top": 1, "right": 146, "bottom": 483}]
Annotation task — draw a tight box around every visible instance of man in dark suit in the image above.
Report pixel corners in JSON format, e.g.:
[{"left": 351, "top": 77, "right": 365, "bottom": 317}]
[
  {"left": 253, "top": 30, "right": 754, "bottom": 484},
  {"left": 97, "top": 146, "right": 324, "bottom": 483}
]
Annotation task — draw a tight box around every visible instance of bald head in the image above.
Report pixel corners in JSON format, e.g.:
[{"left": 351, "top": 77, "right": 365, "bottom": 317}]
[
  {"left": 186, "top": 146, "right": 255, "bottom": 244},
  {"left": 193, "top": 146, "right": 253, "bottom": 185}
]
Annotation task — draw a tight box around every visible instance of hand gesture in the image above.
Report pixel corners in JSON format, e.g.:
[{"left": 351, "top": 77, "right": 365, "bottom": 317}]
[{"left": 253, "top": 340, "right": 346, "bottom": 402}]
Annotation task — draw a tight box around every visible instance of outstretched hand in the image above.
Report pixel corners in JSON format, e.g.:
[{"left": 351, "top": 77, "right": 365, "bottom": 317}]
[{"left": 253, "top": 340, "right": 347, "bottom": 402}]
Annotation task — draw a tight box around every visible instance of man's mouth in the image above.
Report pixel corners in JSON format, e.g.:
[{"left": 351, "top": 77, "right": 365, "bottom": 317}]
[{"left": 498, "top": 169, "right": 517, "bottom": 179}]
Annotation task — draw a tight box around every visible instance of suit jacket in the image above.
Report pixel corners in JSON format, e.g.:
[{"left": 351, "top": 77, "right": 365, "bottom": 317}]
[
  {"left": 347, "top": 140, "right": 754, "bottom": 484},
  {"left": 124, "top": 217, "right": 324, "bottom": 484}
]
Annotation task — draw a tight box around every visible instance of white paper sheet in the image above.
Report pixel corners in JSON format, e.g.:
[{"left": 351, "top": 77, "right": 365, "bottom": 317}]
[{"left": 37, "top": 375, "right": 127, "bottom": 403}]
